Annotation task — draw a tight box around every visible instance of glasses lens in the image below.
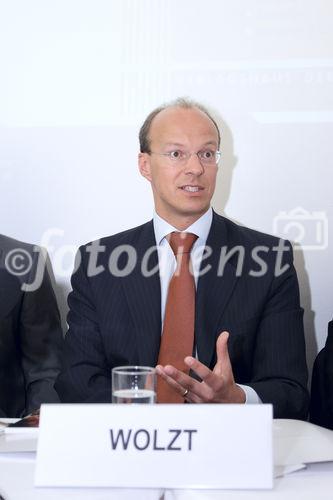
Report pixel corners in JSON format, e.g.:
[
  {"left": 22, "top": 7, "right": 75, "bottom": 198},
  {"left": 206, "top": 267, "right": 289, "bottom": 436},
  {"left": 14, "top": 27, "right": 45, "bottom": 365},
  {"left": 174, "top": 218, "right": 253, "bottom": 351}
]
[{"left": 198, "top": 150, "right": 220, "bottom": 165}]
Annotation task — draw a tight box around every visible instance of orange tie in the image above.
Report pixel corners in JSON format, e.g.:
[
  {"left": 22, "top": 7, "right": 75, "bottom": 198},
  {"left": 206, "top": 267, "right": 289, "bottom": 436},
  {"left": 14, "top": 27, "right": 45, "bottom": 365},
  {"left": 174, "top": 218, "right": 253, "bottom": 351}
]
[{"left": 157, "top": 232, "right": 198, "bottom": 403}]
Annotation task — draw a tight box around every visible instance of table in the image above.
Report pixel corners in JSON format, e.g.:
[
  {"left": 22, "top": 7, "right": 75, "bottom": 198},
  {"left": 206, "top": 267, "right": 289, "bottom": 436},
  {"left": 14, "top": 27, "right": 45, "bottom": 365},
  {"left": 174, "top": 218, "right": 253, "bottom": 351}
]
[
  {"left": 1, "top": 419, "right": 333, "bottom": 500},
  {"left": 165, "top": 463, "right": 333, "bottom": 500}
]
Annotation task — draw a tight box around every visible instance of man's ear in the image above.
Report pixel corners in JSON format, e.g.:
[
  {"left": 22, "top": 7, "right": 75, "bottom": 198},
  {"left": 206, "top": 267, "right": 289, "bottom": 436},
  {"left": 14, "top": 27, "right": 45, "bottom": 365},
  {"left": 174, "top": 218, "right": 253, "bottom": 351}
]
[{"left": 138, "top": 152, "right": 152, "bottom": 182}]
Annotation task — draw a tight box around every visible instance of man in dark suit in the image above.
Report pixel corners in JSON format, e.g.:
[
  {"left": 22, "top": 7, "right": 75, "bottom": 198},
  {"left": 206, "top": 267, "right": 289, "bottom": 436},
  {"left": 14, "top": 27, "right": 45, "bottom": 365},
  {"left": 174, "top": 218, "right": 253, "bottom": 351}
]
[
  {"left": 310, "top": 319, "right": 333, "bottom": 429},
  {"left": 0, "top": 235, "right": 63, "bottom": 417},
  {"left": 56, "top": 98, "right": 309, "bottom": 418}
]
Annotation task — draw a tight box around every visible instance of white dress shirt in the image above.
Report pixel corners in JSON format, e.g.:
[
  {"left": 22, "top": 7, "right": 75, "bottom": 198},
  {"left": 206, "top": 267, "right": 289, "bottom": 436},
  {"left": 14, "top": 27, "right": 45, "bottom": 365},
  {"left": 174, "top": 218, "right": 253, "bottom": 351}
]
[{"left": 153, "top": 208, "right": 262, "bottom": 405}]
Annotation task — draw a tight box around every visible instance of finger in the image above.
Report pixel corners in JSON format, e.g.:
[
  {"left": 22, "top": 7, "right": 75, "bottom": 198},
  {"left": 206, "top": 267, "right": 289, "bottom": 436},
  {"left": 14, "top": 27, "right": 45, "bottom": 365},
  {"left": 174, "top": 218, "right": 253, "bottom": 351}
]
[
  {"left": 184, "top": 357, "right": 224, "bottom": 392},
  {"left": 185, "top": 390, "right": 203, "bottom": 404},
  {"left": 214, "top": 331, "right": 232, "bottom": 375},
  {"left": 156, "top": 365, "right": 185, "bottom": 395},
  {"left": 162, "top": 364, "right": 209, "bottom": 400}
]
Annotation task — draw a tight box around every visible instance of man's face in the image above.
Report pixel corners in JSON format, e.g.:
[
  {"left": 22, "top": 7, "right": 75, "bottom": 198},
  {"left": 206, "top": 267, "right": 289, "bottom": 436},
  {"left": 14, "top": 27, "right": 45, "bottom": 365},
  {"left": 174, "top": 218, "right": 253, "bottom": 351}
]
[{"left": 138, "top": 106, "right": 219, "bottom": 226}]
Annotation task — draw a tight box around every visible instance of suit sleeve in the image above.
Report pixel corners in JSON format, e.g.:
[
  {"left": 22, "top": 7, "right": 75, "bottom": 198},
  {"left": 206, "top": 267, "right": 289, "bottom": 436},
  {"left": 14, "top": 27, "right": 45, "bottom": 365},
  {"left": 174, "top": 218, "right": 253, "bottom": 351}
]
[
  {"left": 326, "top": 321, "right": 333, "bottom": 418},
  {"left": 55, "top": 247, "right": 111, "bottom": 403},
  {"left": 20, "top": 248, "right": 63, "bottom": 415},
  {"left": 309, "top": 320, "right": 333, "bottom": 429},
  {"left": 246, "top": 242, "right": 309, "bottom": 419}
]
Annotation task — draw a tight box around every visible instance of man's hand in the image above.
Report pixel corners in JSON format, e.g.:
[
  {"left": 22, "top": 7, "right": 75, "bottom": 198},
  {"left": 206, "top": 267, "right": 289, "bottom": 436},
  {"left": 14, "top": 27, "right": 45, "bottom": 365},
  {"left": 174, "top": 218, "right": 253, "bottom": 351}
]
[{"left": 156, "top": 331, "right": 246, "bottom": 403}]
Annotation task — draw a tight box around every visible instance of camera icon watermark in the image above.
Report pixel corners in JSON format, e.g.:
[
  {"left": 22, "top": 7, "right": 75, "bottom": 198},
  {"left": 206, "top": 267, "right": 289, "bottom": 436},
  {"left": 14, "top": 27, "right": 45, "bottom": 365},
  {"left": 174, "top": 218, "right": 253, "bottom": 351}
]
[{"left": 272, "top": 207, "right": 328, "bottom": 250}]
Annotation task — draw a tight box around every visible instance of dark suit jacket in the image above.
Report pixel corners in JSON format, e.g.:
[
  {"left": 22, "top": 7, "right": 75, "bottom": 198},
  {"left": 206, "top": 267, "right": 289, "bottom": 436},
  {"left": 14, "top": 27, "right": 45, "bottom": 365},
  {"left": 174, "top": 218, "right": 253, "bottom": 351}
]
[
  {"left": 56, "top": 212, "right": 309, "bottom": 418},
  {"left": 309, "top": 320, "right": 333, "bottom": 429},
  {"left": 0, "top": 235, "right": 64, "bottom": 417}
]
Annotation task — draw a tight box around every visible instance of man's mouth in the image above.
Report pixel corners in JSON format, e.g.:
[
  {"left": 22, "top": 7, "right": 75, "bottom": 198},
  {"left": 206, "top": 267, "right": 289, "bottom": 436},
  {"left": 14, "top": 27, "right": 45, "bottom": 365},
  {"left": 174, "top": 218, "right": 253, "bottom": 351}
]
[{"left": 180, "top": 185, "right": 204, "bottom": 192}]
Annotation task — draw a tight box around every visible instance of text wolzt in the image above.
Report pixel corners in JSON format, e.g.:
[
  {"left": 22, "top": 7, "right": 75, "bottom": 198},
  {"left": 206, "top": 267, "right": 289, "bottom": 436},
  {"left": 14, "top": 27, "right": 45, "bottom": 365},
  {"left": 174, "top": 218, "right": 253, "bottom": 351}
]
[{"left": 109, "top": 428, "right": 197, "bottom": 451}]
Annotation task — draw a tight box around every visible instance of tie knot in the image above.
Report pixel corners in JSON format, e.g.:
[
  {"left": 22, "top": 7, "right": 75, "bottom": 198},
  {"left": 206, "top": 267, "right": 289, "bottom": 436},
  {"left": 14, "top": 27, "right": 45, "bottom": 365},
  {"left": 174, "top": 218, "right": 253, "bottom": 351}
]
[{"left": 167, "top": 232, "right": 198, "bottom": 255}]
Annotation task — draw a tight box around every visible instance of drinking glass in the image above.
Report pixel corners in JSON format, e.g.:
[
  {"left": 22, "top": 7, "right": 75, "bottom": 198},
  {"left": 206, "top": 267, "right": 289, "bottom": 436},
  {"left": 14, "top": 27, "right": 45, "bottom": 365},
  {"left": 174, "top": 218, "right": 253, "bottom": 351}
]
[{"left": 112, "top": 366, "right": 156, "bottom": 403}]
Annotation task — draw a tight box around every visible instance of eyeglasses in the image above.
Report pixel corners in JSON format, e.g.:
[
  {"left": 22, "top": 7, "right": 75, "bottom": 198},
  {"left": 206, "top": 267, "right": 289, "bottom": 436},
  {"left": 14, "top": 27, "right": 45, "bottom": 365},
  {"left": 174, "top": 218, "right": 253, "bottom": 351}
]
[{"left": 148, "top": 149, "right": 221, "bottom": 166}]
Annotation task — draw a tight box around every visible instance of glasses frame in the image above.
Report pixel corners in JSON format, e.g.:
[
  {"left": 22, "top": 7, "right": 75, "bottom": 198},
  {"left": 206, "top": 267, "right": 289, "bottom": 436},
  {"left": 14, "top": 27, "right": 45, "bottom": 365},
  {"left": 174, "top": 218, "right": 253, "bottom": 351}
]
[{"left": 148, "top": 149, "right": 221, "bottom": 166}]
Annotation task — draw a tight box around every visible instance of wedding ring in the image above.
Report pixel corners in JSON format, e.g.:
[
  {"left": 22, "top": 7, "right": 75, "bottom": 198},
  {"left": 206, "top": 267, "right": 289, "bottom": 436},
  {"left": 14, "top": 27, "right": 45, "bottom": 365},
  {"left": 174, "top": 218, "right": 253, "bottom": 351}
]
[{"left": 182, "top": 388, "right": 189, "bottom": 397}]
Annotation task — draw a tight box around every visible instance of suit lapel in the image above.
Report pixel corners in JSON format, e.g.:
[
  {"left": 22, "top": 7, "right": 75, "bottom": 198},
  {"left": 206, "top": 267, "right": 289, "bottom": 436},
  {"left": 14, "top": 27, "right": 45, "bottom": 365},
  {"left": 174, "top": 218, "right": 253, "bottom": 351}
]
[
  {"left": 121, "top": 221, "right": 162, "bottom": 366},
  {"left": 195, "top": 212, "right": 239, "bottom": 368}
]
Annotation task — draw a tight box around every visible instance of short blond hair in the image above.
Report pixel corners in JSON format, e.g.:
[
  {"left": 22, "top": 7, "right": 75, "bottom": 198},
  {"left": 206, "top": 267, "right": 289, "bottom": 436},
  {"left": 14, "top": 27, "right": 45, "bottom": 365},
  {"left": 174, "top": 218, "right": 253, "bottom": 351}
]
[{"left": 139, "top": 97, "right": 221, "bottom": 153}]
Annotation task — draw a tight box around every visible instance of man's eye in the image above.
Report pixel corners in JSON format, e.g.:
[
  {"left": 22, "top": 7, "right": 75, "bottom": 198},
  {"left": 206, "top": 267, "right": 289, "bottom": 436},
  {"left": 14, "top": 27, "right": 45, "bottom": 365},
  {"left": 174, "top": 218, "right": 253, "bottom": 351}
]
[
  {"left": 169, "top": 150, "right": 183, "bottom": 159},
  {"left": 201, "top": 150, "right": 214, "bottom": 159}
]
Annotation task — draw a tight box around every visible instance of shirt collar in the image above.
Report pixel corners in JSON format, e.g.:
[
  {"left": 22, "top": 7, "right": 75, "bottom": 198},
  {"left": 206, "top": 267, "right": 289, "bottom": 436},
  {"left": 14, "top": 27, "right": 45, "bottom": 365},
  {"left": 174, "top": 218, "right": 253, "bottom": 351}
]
[{"left": 153, "top": 207, "right": 213, "bottom": 246}]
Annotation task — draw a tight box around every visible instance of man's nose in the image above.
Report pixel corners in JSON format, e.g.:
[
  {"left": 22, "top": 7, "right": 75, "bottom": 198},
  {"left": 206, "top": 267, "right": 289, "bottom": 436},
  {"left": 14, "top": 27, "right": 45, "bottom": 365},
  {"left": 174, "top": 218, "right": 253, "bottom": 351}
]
[{"left": 184, "top": 153, "right": 204, "bottom": 175}]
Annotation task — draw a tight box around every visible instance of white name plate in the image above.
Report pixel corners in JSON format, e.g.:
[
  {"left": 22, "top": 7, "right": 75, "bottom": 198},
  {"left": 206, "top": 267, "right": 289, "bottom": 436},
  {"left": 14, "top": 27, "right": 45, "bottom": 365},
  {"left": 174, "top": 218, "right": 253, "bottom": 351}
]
[{"left": 35, "top": 403, "right": 273, "bottom": 489}]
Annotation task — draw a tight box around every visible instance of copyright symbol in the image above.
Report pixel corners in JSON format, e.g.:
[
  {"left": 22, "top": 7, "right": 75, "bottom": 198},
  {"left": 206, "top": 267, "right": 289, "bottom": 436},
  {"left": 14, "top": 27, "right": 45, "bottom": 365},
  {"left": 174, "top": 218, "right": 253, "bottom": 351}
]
[{"left": 5, "top": 248, "right": 33, "bottom": 276}]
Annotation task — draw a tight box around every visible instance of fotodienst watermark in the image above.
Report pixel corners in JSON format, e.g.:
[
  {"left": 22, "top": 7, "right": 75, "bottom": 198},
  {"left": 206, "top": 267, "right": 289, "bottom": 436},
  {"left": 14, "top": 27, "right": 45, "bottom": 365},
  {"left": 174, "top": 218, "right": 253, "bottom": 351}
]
[{"left": 5, "top": 209, "right": 328, "bottom": 292}]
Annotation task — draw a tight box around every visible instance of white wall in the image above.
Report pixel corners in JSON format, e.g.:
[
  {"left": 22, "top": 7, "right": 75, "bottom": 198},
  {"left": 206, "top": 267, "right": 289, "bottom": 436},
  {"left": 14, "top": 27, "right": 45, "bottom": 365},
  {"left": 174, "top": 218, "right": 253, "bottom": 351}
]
[{"left": 1, "top": 0, "right": 332, "bottom": 371}]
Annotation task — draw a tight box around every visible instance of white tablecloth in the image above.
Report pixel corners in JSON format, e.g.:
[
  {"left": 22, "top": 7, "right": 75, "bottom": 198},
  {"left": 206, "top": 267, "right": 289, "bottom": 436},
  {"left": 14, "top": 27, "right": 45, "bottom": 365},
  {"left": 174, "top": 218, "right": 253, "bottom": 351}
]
[
  {"left": 164, "top": 462, "right": 333, "bottom": 500},
  {"left": 0, "top": 454, "right": 163, "bottom": 500},
  {"left": 1, "top": 454, "right": 333, "bottom": 500}
]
